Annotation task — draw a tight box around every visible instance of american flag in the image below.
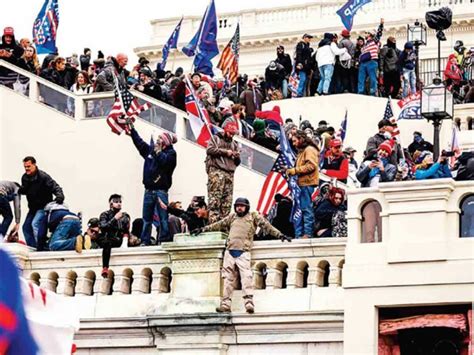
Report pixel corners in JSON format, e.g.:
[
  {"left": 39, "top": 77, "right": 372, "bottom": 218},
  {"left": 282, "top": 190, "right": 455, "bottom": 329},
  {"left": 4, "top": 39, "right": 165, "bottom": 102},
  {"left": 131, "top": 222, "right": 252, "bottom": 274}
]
[
  {"left": 288, "top": 69, "right": 300, "bottom": 98},
  {"left": 217, "top": 23, "right": 240, "bottom": 84},
  {"left": 257, "top": 128, "right": 302, "bottom": 227},
  {"left": 384, "top": 97, "right": 401, "bottom": 141},
  {"left": 32, "top": 0, "right": 59, "bottom": 54},
  {"left": 384, "top": 96, "right": 394, "bottom": 120},
  {"left": 106, "top": 76, "right": 150, "bottom": 135}
]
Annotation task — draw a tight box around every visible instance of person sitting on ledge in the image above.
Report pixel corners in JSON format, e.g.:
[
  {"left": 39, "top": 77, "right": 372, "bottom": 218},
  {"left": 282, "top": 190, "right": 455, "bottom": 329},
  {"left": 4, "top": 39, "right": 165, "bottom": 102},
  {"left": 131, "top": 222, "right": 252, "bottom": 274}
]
[
  {"left": 191, "top": 197, "right": 291, "bottom": 314},
  {"left": 415, "top": 151, "right": 452, "bottom": 180},
  {"left": 98, "top": 194, "right": 130, "bottom": 278}
]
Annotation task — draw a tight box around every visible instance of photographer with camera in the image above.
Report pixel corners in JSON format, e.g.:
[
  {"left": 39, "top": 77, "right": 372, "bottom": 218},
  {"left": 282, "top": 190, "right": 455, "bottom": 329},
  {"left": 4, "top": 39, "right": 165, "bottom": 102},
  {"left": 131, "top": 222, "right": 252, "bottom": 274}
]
[
  {"left": 357, "top": 140, "right": 397, "bottom": 187},
  {"left": 415, "top": 151, "right": 452, "bottom": 180}
]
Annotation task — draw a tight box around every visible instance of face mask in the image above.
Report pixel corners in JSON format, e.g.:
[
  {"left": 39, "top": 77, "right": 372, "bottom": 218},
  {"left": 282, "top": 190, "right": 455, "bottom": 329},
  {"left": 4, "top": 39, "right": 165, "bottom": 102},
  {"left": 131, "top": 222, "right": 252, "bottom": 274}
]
[
  {"left": 414, "top": 135, "right": 422, "bottom": 143},
  {"left": 383, "top": 131, "right": 392, "bottom": 139}
]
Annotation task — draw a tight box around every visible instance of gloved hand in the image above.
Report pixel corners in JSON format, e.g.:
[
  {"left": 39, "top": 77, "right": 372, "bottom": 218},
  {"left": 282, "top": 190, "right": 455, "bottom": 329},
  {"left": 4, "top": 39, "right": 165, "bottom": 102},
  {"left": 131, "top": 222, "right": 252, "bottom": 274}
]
[
  {"left": 55, "top": 197, "right": 64, "bottom": 204},
  {"left": 190, "top": 228, "right": 203, "bottom": 236},
  {"left": 280, "top": 234, "right": 292, "bottom": 243}
]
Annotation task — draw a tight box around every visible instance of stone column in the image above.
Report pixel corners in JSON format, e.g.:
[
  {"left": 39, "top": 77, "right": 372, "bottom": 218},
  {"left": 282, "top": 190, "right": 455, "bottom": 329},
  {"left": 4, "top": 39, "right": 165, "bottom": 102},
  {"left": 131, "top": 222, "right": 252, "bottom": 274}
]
[
  {"left": 56, "top": 276, "right": 75, "bottom": 296},
  {"left": 131, "top": 274, "right": 151, "bottom": 294},
  {"left": 75, "top": 276, "right": 94, "bottom": 296},
  {"left": 40, "top": 277, "right": 58, "bottom": 293},
  {"left": 151, "top": 273, "right": 168, "bottom": 294},
  {"left": 112, "top": 274, "right": 132, "bottom": 295},
  {"left": 328, "top": 266, "right": 342, "bottom": 287},
  {"left": 94, "top": 277, "right": 113, "bottom": 296}
]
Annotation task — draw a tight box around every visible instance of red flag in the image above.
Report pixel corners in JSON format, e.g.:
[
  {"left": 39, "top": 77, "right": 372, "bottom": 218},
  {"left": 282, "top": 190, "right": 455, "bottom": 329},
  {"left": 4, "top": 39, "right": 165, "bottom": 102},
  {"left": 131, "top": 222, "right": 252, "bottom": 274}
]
[{"left": 184, "top": 76, "right": 213, "bottom": 147}]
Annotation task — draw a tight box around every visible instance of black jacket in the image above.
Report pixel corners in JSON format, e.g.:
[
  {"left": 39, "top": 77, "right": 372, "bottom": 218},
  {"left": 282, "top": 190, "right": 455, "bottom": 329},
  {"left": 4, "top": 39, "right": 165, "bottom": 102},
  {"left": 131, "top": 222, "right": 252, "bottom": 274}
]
[
  {"left": 20, "top": 170, "right": 64, "bottom": 211},
  {"left": 275, "top": 53, "right": 293, "bottom": 77},
  {"left": 365, "top": 133, "right": 403, "bottom": 166},
  {"left": 167, "top": 206, "right": 207, "bottom": 232},
  {"left": 314, "top": 199, "right": 346, "bottom": 230},
  {"left": 265, "top": 63, "right": 286, "bottom": 90},
  {"left": 295, "top": 41, "right": 313, "bottom": 73},
  {"left": 408, "top": 139, "right": 434, "bottom": 155},
  {"left": 99, "top": 209, "right": 130, "bottom": 241},
  {"left": 455, "top": 152, "right": 474, "bottom": 181}
]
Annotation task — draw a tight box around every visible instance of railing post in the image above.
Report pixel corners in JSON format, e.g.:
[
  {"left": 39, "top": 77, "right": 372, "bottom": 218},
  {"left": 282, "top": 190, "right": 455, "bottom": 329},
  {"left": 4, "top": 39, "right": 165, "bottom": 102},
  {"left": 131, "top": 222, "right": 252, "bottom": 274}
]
[
  {"left": 28, "top": 77, "right": 39, "bottom": 102},
  {"left": 74, "top": 96, "right": 85, "bottom": 121}
]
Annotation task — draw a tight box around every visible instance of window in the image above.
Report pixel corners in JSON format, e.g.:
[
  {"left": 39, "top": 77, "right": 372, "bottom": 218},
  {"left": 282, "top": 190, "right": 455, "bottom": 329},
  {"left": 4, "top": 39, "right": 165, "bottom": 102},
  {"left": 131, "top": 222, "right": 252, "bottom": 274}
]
[
  {"left": 460, "top": 195, "right": 474, "bottom": 238},
  {"left": 361, "top": 200, "right": 383, "bottom": 243}
]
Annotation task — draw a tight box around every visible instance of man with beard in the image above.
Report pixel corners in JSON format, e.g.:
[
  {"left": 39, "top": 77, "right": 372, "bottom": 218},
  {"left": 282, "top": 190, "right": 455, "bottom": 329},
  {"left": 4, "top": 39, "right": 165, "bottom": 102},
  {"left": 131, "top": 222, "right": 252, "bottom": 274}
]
[{"left": 192, "top": 198, "right": 291, "bottom": 314}]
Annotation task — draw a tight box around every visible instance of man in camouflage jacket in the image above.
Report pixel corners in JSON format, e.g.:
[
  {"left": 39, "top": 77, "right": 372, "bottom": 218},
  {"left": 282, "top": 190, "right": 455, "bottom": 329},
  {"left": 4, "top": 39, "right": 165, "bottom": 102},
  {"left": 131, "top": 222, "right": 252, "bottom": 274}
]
[{"left": 193, "top": 197, "right": 291, "bottom": 313}]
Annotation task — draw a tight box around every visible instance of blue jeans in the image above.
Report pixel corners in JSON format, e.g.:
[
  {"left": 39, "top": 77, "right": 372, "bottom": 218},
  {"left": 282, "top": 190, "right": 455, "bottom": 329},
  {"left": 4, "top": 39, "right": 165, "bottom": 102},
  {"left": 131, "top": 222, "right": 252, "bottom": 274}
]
[
  {"left": 0, "top": 196, "right": 13, "bottom": 237},
  {"left": 358, "top": 60, "right": 378, "bottom": 95},
  {"left": 49, "top": 219, "right": 82, "bottom": 251},
  {"left": 295, "top": 186, "right": 315, "bottom": 237},
  {"left": 402, "top": 68, "right": 416, "bottom": 98},
  {"left": 317, "top": 64, "right": 335, "bottom": 94},
  {"left": 297, "top": 71, "right": 307, "bottom": 97},
  {"left": 141, "top": 189, "right": 169, "bottom": 245},
  {"left": 282, "top": 79, "right": 288, "bottom": 98},
  {"left": 22, "top": 209, "right": 47, "bottom": 249}
]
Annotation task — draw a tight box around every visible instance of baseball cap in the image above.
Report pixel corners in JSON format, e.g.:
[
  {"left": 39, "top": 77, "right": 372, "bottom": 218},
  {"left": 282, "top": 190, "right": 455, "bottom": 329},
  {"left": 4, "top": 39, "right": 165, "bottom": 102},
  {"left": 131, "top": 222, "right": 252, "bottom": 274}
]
[
  {"left": 303, "top": 33, "right": 314, "bottom": 39},
  {"left": 378, "top": 119, "right": 396, "bottom": 129}
]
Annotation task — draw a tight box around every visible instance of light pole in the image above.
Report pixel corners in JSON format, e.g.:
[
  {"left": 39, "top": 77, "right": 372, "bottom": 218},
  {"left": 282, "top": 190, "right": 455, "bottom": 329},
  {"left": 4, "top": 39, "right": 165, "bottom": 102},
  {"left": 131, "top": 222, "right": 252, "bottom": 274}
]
[
  {"left": 407, "top": 20, "right": 427, "bottom": 88},
  {"left": 421, "top": 77, "right": 454, "bottom": 160}
]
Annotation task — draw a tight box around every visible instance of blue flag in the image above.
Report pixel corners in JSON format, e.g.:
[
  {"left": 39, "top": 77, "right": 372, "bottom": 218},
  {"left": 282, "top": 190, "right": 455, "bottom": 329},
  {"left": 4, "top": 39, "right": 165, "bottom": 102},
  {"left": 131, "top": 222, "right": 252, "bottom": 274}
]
[
  {"left": 338, "top": 110, "right": 348, "bottom": 142},
  {"left": 279, "top": 127, "right": 303, "bottom": 230},
  {"left": 336, "top": 0, "right": 371, "bottom": 31},
  {"left": 160, "top": 18, "right": 183, "bottom": 71},
  {"left": 32, "top": 0, "right": 60, "bottom": 54},
  {"left": 182, "top": 0, "right": 219, "bottom": 76}
]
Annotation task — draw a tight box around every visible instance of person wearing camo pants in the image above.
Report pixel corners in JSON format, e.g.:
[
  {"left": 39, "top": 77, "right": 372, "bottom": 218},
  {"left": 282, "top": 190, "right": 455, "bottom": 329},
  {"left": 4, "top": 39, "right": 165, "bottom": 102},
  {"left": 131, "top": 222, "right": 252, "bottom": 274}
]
[
  {"left": 205, "top": 122, "right": 241, "bottom": 224},
  {"left": 192, "top": 197, "right": 291, "bottom": 313}
]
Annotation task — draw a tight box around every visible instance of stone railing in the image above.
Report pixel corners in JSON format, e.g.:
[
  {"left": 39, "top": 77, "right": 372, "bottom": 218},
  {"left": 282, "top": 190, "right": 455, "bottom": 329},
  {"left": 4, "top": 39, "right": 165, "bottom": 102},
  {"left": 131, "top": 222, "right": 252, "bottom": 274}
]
[
  {"left": 2, "top": 233, "right": 346, "bottom": 300},
  {"left": 453, "top": 103, "right": 474, "bottom": 151}
]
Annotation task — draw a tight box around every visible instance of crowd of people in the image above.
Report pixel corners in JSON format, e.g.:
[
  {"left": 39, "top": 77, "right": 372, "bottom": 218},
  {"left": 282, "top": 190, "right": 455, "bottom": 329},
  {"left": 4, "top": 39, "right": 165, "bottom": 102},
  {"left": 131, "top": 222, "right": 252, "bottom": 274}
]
[{"left": 1, "top": 23, "right": 474, "bottom": 314}]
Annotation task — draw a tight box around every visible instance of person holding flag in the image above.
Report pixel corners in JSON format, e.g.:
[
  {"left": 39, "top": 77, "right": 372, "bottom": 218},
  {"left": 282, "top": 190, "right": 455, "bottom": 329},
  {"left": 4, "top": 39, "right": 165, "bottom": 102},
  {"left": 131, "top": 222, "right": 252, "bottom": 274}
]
[
  {"left": 129, "top": 124, "right": 177, "bottom": 245},
  {"left": 286, "top": 130, "right": 320, "bottom": 238}
]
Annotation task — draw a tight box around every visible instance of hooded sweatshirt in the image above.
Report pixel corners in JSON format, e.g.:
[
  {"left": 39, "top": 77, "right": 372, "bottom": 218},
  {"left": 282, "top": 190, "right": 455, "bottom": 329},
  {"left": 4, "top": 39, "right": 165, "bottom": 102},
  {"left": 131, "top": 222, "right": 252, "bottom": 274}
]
[{"left": 316, "top": 34, "right": 347, "bottom": 67}]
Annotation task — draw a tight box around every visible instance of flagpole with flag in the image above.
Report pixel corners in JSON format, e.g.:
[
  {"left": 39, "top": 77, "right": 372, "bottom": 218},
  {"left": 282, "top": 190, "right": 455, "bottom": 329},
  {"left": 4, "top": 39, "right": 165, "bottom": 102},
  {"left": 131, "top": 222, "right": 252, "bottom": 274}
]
[
  {"left": 217, "top": 23, "right": 240, "bottom": 84},
  {"left": 32, "top": 0, "right": 60, "bottom": 54},
  {"left": 160, "top": 17, "right": 183, "bottom": 71},
  {"left": 182, "top": 0, "right": 219, "bottom": 76}
]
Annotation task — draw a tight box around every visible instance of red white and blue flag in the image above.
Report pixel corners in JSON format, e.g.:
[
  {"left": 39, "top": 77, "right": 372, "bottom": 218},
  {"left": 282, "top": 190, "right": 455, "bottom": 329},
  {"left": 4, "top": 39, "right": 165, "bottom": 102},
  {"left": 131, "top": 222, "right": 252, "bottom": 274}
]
[
  {"left": 184, "top": 76, "right": 213, "bottom": 147},
  {"left": 336, "top": 109, "right": 348, "bottom": 142},
  {"left": 107, "top": 76, "right": 150, "bottom": 135},
  {"left": 288, "top": 69, "right": 300, "bottom": 98},
  {"left": 32, "top": 0, "right": 60, "bottom": 54}
]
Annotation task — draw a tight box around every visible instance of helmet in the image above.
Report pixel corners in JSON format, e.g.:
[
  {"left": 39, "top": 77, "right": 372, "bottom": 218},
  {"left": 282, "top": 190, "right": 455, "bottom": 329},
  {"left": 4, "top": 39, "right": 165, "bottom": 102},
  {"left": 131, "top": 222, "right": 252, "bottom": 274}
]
[
  {"left": 234, "top": 197, "right": 250, "bottom": 216},
  {"left": 454, "top": 40, "right": 464, "bottom": 49},
  {"left": 300, "top": 120, "right": 313, "bottom": 131}
]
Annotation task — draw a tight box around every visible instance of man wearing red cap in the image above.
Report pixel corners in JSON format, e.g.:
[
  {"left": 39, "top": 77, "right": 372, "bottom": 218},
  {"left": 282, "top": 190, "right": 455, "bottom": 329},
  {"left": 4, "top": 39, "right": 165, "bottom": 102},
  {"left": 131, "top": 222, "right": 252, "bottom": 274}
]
[
  {"left": 0, "top": 27, "right": 24, "bottom": 86},
  {"left": 205, "top": 122, "right": 241, "bottom": 224},
  {"left": 356, "top": 140, "right": 396, "bottom": 187},
  {"left": 321, "top": 139, "right": 349, "bottom": 183}
]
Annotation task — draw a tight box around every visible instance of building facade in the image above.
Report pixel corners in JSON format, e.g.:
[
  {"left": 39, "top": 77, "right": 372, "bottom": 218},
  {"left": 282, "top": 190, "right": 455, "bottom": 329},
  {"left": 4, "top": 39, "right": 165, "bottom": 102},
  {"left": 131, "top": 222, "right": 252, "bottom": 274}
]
[{"left": 134, "top": 0, "right": 474, "bottom": 81}]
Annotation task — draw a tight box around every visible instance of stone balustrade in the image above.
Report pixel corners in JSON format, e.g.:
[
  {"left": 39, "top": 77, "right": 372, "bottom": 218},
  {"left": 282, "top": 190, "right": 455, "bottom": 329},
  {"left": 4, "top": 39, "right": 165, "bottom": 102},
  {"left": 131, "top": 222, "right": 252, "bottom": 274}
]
[
  {"left": 453, "top": 103, "right": 474, "bottom": 151},
  {"left": 2, "top": 234, "right": 346, "bottom": 300}
]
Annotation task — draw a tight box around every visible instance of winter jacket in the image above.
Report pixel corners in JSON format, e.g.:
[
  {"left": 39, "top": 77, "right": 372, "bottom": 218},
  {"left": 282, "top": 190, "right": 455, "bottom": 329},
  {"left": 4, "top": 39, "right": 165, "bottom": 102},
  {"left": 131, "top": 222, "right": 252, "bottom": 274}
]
[
  {"left": 0, "top": 34, "right": 24, "bottom": 66},
  {"left": 205, "top": 132, "right": 241, "bottom": 174},
  {"left": 138, "top": 80, "right": 162, "bottom": 101},
  {"left": 339, "top": 38, "right": 355, "bottom": 58},
  {"left": 408, "top": 139, "right": 434, "bottom": 155},
  {"left": 289, "top": 145, "right": 319, "bottom": 186},
  {"left": 316, "top": 42, "right": 347, "bottom": 67},
  {"left": 379, "top": 44, "right": 401, "bottom": 73},
  {"left": 444, "top": 55, "right": 463, "bottom": 84},
  {"left": 167, "top": 206, "right": 207, "bottom": 232},
  {"left": 255, "top": 106, "right": 283, "bottom": 126},
  {"left": 365, "top": 133, "right": 403, "bottom": 166},
  {"left": 20, "top": 170, "right": 64, "bottom": 211},
  {"left": 95, "top": 57, "right": 127, "bottom": 92},
  {"left": 131, "top": 128, "right": 177, "bottom": 191},
  {"left": 251, "top": 134, "right": 279, "bottom": 152},
  {"left": 313, "top": 199, "right": 345, "bottom": 231},
  {"left": 202, "top": 212, "right": 283, "bottom": 251},
  {"left": 79, "top": 54, "right": 90, "bottom": 71},
  {"left": 356, "top": 160, "right": 397, "bottom": 187},
  {"left": 295, "top": 41, "right": 313, "bottom": 73},
  {"left": 415, "top": 163, "right": 452, "bottom": 180},
  {"left": 321, "top": 153, "right": 349, "bottom": 183},
  {"left": 275, "top": 53, "right": 293, "bottom": 77},
  {"left": 398, "top": 50, "right": 417, "bottom": 72},
  {"left": 454, "top": 152, "right": 474, "bottom": 181},
  {"left": 265, "top": 63, "right": 286, "bottom": 89},
  {"left": 99, "top": 209, "right": 130, "bottom": 241},
  {"left": 0, "top": 181, "right": 21, "bottom": 223}
]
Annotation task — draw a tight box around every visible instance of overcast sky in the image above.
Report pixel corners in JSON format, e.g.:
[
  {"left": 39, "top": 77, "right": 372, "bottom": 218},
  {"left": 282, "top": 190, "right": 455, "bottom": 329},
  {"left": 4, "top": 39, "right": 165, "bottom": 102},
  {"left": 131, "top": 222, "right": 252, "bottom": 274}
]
[{"left": 1, "top": 0, "right": 310, "bottom": 61}]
